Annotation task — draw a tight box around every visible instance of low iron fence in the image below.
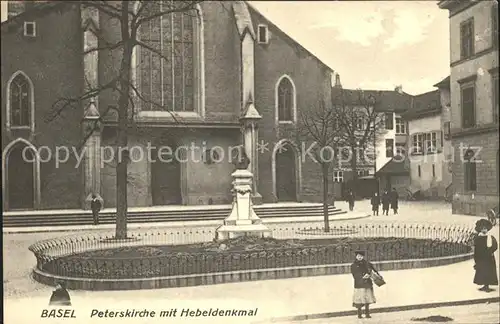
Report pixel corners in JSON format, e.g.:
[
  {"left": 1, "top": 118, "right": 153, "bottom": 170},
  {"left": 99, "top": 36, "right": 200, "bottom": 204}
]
[{"left": 29, "top": 223, "right": 476, "bottom": 280}]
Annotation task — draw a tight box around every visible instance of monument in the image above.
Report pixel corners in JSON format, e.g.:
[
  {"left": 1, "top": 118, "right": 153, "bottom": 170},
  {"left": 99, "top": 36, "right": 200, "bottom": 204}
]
[{"left": 215, "top": 151, "right": 271, "bottom": 241}]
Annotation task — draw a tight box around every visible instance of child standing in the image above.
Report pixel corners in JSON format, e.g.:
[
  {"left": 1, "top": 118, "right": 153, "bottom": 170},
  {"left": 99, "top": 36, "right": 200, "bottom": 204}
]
[{"left": 351, "top": 251, "right": 380, "bottom": 319}]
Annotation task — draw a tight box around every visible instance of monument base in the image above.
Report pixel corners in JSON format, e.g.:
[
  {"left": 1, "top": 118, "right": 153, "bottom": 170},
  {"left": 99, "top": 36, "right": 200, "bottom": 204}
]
[{"left": 215, "top": 224, "right": 272, "bottom": 241}]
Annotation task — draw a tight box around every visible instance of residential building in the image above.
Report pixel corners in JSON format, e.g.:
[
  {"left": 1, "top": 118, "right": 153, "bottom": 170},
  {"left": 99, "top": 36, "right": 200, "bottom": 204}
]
[
  {"left": 403, "top": 76, "right": 453, "bottom": 200},
  {"left": 1, "top": 1, "right": 333, "bottom": 211},
  {"left": 438, "top": 0, "right": 499, "bottom": 215},
  {"left": 330, "top": 80, "right": 412, "bottom": 199}
]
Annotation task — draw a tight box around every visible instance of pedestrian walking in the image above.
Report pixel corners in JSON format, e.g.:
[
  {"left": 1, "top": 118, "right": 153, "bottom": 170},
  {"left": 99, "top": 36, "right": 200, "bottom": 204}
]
[
  {"left": 390, "top": 188, "right": 399, "bottom": 215},
  {"left": 91, "top": 194, "right": 102, "bottom": 225},
  {"left": 473, "top": 219, "right": 498, "bottom": 292},
  {"left": 351, "top": 251, "right": 380, "bottom": 319},
  {"left": 346, "top": 189, "right": 355, "bottom": 212},
  {"left": 49, "top": 282, "right": 71, "bottom": 306},
  {"left": 381, "top": 190, "right": 390, "bottom": 215},
  {"left": 371, "top": 192, "right": 380, "bottom": 216}
]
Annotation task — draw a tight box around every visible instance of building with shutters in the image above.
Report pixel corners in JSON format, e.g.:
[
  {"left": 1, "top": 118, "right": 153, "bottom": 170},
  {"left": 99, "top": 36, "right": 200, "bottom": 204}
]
[
  {"left": 330, "top": 78, "right": 412, "bottom": 199},
  {"left": 402, "top": 76, "right": 453, "bottom": 200},
  {"left": 438, "top": 0, "right": 499, "bottom": 215}
]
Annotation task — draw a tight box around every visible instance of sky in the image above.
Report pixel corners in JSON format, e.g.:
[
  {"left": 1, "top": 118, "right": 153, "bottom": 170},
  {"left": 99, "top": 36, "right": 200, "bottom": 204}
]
[{"left": 251, "top": 1, "right": 450, "bottom": 95}]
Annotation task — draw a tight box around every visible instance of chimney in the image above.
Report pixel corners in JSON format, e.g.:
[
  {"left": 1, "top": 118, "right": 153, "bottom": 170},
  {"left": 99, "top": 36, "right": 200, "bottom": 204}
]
[
  {"left": 394, "top": 85, "right": 403, "bottom": 94},
  {"left": 334, "top": 73, "right": 342, "bottom": 88}
]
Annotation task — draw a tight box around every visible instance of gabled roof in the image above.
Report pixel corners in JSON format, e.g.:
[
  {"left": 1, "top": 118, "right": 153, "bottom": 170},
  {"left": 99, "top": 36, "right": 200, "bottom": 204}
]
[
  {"left": 376, "top": 157, "right": 410, "bottom": 175},
  {"left": 331, "top": 87, "right": 413, "bottom": 113},
  {"left": 403, "top": 89, "right": 441, "bottom": 120},
  {"left": 246, "top": 2, "right": 333, "bottom": 72},
  {"left": 433, "top": 76, "right": 450, "bottom": 89}
]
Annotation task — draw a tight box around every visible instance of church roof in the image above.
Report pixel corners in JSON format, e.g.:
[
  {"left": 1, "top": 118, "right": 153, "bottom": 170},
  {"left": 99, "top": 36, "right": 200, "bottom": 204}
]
[{"left": 246, "top": 2, "right": 333, "bottom": 73}]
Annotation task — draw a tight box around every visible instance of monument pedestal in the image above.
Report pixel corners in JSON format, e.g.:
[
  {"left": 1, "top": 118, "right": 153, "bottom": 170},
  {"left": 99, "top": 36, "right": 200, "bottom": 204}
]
[{"left": 216, "top": 169, "right": 271, "bottom": 241}]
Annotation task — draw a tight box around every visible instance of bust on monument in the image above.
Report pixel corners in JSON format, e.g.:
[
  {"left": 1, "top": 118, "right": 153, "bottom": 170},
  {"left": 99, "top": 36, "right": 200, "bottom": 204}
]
[{"left": 233, "top": 148, "right": 250, "bottom": 170}]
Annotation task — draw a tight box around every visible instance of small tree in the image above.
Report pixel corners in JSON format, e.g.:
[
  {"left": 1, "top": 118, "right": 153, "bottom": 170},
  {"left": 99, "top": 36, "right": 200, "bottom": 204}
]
[
  {"left": 296, "top": 100, "right": 342, "bottom": 232},
  {"left": 5, "top": 1, "right": 202, "bottom": 239},
  {"left": 332, "top": 88, "right": 385, "bottom": 190}
]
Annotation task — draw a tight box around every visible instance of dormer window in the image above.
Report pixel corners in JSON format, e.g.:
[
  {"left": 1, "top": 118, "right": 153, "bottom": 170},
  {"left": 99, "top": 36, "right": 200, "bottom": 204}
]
[
  {"left": 24, "top": 22, "right": 36, "bottom": 37},
  {"left": 258, "top": 24, "right": 268, "bottom": 44}
]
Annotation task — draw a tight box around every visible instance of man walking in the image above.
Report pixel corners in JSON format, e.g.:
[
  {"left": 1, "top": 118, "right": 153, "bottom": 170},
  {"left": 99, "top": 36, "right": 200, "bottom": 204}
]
[
  {"left": 371, "top": 192, "right": 380, "bottom": 216},
  {"left": 390, "top": 188, "right": 399, "bottom": 215},
  {"left": 91, "top": 194, "right": 102, "bottom": 225},
  {"left": 381, "top": 190, "right": 390, "bottom": 216},
  {"left": 346, "top": 189, "right": 355, "bottom": 212}
]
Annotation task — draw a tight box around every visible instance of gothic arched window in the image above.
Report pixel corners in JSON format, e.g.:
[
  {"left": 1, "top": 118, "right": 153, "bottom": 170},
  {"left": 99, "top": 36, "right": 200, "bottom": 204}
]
[
  {"left": 138, "top": 1, "right": 201, "bottom": 112},
  {"left": 277, "top": 76, "right": 295, "bottom": 122},
  {"left": 9, "top": 72, "right": 33, "bottom": 128}
]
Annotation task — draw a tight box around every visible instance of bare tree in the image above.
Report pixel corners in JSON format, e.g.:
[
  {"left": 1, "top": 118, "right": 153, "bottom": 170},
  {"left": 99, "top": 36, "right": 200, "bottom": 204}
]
[
  {"left": 5, "top": 1, "right": 202, "bottom": 239},
  {"left": 295, "top": 100, "right": 342, "bottom": 232},
  {"left": 332, "top": 88, "right": 385, "bottom": 188}
]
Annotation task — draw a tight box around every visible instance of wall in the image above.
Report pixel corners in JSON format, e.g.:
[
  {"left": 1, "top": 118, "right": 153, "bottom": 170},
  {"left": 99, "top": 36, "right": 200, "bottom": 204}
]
[
  {"left": 181, "top": 129, "right": 238, "bottom": 205},
  {"left": 375, "top": 113, "right": 397, "bottom": 172},
  {"left": 451, "top": 131, "right": 499, "bottom": 215},
  {"left": 249, "top": 6, "right": 333, "bottom": 203},
  {"left": 450, "top": 51, "right": 498, "bottom": 129},
  {"left": 449, "top": 1, "right": 496, "bottom": 64},
  {"left": 449, "top": 0, "right": 498, "bottom": 130},
  {"left": 100, "top": 128, "right": 238, "bottom": 208},
  {"left": 408, "top": 113, "right": 453, "bottom": 198},
  {"left": 439, "top": 87, "right": 453, "bottom": 198},
  {"left": 1, "top": 6, "right": 84, "bottom": 210},
  {"left": 447, "top": 0, "right": 499, "bottom": 215}
]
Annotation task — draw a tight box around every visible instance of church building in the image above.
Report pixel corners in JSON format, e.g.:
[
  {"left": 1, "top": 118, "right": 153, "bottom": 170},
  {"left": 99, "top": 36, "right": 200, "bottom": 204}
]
[{"left": 1, "top": 1, "right": 334, "bottom": 211}]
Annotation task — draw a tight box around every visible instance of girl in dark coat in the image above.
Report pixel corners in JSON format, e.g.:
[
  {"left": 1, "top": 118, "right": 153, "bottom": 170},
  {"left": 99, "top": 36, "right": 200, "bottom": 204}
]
[
  {"left": 346, "top": 190, "right": 355, "bottom": 211},
  {"left": 351, "top": 251, "right": 380, "bottom": 318},
  {"left": 473, "top": 219, "right": 498, "bottom": 292},
  {"left": 371, "top": 192, "right": 380, "bottom": 216},
  {"left": 390, "top": 188, "right": 399, "bottom": 215},
  {"left": 381, "top": 190, "right": 390, "bottom": 215}
]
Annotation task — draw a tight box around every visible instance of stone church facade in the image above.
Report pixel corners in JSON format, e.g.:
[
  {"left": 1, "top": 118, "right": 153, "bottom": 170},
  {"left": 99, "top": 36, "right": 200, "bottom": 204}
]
[{"left": 1, "top": 1, "right": 333, "bottom": 211}]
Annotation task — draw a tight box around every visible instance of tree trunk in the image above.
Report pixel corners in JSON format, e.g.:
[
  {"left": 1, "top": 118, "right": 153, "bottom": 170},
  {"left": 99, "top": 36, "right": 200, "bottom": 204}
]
[
  {"left": 350, "top": 145, "right": 358, "bottom": 194},
  {"left": 321, "top": 162, "right": 330, "bottom": 232},
  {"left": 115, "top": 3, "right": 132, "bottom": 239}
]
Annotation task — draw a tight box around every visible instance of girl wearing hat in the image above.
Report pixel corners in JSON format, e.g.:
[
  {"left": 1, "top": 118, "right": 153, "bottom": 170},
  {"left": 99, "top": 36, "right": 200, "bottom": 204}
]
[
  {"left": 473, "top": 219, "right": 498, "bottom": 292},
  {"left": 351, "top": 250, "right": 380, "bottom": 318}
]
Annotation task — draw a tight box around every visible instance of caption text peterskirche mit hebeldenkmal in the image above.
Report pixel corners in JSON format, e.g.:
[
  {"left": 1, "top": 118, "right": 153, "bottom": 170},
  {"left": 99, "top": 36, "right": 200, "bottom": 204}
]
[{"left": 89, "top": 308, "right": 259, "bottom": 318}]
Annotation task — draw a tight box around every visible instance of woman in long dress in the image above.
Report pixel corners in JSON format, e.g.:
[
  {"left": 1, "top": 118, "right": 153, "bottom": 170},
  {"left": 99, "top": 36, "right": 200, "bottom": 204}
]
[
  {"left": 351, "top": 251, "right": 380, "bottom": 318},
  {"left": 473, "top": 219, "right": 498, "bottom": 292}
]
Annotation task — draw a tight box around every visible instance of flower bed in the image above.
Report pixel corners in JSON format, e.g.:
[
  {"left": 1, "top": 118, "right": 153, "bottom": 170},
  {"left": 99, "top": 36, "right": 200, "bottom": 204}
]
[{"left": 41, "top": 236, "right": 471, "bottom": 279}]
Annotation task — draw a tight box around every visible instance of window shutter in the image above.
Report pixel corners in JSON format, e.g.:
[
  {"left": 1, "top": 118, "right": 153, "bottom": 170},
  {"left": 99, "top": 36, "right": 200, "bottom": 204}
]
[
  {"left": 493, "top": 2, "right": 499, "bottom": 48},
  {"left": 437, "top": 131, "right": 443, "bottom": 153},
  {"left": 386, "top": 112, "right": 394, "bottom": 129}
]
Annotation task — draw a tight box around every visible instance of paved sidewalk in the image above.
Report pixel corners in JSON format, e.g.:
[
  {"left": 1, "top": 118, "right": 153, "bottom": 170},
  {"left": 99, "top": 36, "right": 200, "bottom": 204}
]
[
  {"left": 292, "top": 302, "right": 500, "bottom": 323},
  {"left": 4, "top": 247, "right": 499, "bottom": 324},
  {"left": 3, "top": 201, "right": 498, "bottom": 324}
]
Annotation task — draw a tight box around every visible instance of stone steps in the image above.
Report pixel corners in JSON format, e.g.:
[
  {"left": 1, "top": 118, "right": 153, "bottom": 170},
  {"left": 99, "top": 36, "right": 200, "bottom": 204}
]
[{"left": 3, "top": 204, "right": 345, "bottom": 227}]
